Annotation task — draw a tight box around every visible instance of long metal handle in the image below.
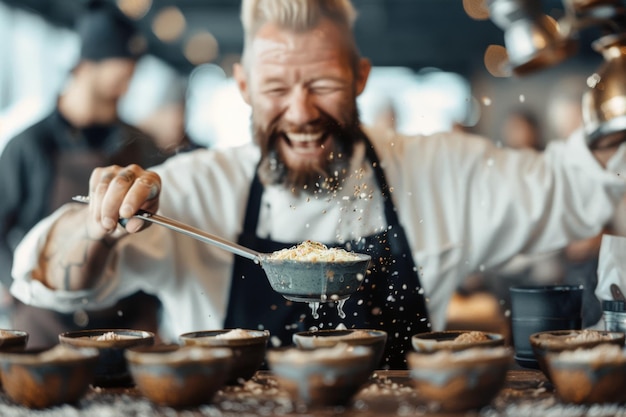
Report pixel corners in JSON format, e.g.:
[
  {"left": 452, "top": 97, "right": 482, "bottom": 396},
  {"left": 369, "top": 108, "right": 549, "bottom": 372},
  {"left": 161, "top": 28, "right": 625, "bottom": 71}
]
[{"left": 72, "top": 196, "right": 262, "bottom": 262}]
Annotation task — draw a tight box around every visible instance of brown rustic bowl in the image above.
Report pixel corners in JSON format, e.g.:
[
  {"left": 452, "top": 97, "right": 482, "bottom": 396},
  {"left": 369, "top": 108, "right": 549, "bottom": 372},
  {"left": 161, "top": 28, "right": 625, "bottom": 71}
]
[
  {"left": 411, "top": 330, "right": 505, "bottom": 353},
  {"left": 293, "top": 329, "right": 387, "bottom": 370},
  {"left": 0, "top": 345, "right": 99, "bottom": 408},
  {"left": 407, "top": 346, "right": 513, "bottom": 412},
  {"left": 0, "top": 329, "right": 29, "bottom": 352},
  {"left": 59, "top": 328, "right": 154, "bottom": 386},
  {"left": 546, "top": 344, "right": 626, "bottom": 404},
  {"left": 267, "top": 344, "right": 373, "bottom": 407},
  {"left": 179, "top": 328, "right": 269, "bottom": 384},
  {"left": 530, "top": 329, "right": 625, "bottom": 380},
  {"left": 126, "top": 344, "right": 232, "bottom": 408}
]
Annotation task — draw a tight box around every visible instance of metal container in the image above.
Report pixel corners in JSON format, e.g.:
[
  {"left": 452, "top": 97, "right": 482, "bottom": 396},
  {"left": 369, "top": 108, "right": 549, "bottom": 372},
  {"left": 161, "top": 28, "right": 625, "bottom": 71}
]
[{"left": 603, "top": 300, "right": 626, "bottom": 332}]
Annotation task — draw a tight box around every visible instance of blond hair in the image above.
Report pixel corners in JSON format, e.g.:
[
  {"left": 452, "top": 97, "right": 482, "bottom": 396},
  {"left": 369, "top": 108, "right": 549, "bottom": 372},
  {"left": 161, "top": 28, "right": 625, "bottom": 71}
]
[{"left": 240, "top": 0, "right": 359, "bottom": 67}]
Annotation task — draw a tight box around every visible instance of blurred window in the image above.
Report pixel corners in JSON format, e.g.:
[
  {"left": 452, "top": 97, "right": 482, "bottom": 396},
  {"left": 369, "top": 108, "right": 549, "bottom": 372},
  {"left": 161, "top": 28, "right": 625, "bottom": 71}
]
[{"left": 0, "top": 2, "right": 78, "bottom": 152}]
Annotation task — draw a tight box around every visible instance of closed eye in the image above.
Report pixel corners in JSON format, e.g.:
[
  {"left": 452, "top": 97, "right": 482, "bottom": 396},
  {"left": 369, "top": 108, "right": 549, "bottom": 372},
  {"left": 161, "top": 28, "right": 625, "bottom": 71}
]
[
  {"left": 310, "top": 85, "right": 342, "bottom": 95},
  {"left": 308, "top": 78, "right": 347, "bottom": 95},
  {"left": 262, "top": 87, "right": 288, "bottom": 96}
]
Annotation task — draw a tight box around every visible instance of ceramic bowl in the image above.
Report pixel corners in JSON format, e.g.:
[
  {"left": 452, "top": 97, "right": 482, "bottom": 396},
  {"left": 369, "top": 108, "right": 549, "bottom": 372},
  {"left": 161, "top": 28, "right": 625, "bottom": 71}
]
[
  {"left": 0, "top": 329, "right": 29, "bottom": 352},
  {"left": 262, "top": 253, "right": 371, "bottom": 303},
  {"left": 407, "top": 346, "right": 513, "bottom": 412},
  {"left": 0, "top": 345, "right": 99, "bottom": 408},
  {"left": 293, "top": 329, "right": 387, "bottom": 370},
  {"left": 411, "top": 330, "right": 505, "bottom": 354},
  {"left": 179, "top": 328, "right": 269, "bottom": 384},
  {"left": 530, "top": 329, "right": 625, "bottom": 380},
  {"left": 126, "top": 344, "right": 232, "bottom": 408},
  {"left": 267, "top": 343, "right": 373, "bottom": 407},
  {"left": 59, "top": 328, "right": 154, "bottom": 386},
  {"left": 546, "top": 344, "right": 626, "bottom": 404}
]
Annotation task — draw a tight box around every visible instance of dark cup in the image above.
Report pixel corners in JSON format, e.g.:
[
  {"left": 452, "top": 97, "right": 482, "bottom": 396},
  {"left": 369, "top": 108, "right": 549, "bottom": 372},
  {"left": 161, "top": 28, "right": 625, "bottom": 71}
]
[
  {"left": 509, "top": 285, "right": 583, "bottom": 368},
  {"left": 509, "top": 285, "right": 583, "bottom": 319}
]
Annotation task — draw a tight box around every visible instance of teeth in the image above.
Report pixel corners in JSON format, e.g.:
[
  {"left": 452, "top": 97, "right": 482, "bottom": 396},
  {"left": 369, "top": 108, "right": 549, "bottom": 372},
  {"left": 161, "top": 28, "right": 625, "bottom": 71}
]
[{"left": 286, "top": 133, "right": 323, "bottom": 143}]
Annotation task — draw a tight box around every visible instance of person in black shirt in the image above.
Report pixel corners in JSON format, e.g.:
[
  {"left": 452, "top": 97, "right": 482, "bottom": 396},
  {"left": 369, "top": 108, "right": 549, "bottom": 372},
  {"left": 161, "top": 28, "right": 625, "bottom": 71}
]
[{"left": 0, "top": 1, "right": 165, "bottom": 347}]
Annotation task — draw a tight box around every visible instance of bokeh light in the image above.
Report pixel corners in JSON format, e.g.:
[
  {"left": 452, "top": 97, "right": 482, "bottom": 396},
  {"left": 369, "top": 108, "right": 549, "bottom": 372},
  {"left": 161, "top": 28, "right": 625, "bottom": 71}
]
[
  {"left": 484, "top": 44, "right": 512, "bottom": 78},
  {"left": 463, "top": 0, "right": 490, "bottom": 20},
  {"left": 184, "top": 31, "right": 219, "bottom": 65},
  {"left": 152, "top": 6, "right": 186, "bottom": 43},
  {"left": 116, "top": 0, "right": 152, "bottom": 20}
]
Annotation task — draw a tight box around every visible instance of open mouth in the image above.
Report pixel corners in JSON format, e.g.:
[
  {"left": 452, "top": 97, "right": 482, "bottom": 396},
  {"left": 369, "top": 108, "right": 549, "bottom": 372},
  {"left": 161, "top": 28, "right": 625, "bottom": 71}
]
[{"left": 283, "top": 132, "right": 329, "bottom": 154}]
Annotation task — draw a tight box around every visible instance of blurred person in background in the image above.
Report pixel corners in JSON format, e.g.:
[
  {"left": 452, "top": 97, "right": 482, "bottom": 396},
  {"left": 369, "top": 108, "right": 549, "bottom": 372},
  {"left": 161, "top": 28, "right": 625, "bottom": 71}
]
[
  {"left": 118, "top": 54, "right": 200, "bottom": 155},
  {"left": 501, "top": 108, "right": 544, "bottom": 151},
  {"left": 548, "top": 75, "right": 613, "bottom": 327},
  {"left": 448, "top": 107, "right": 561, "bottom": 335},
  {"left": 0, "top": 0, "right": 164, "bottom": 347},
  {"left": 9, "top": 0, "right": 626, "bottom": 369},
  {"left": 498, "top": 108, "right": 565, "bottom": 290}
]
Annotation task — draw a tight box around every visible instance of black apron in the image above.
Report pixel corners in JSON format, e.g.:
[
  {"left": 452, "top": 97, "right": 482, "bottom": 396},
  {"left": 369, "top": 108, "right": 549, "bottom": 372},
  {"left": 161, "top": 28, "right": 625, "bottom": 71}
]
[{"left": 224, "top": 136, "right": 431, "bottom": 369}]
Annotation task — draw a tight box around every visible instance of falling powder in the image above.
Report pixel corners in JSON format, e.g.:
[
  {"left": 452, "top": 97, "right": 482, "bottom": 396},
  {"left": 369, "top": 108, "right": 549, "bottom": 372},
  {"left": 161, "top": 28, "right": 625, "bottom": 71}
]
[
  {"left": 337, "top": 299, "right": 347, "bottom": 319},
  {"left": 309, "top": 301, "right": 321, "bottom": 319},
  {"left": 309, "top": 298, "right": 349, "bottom": 320}
]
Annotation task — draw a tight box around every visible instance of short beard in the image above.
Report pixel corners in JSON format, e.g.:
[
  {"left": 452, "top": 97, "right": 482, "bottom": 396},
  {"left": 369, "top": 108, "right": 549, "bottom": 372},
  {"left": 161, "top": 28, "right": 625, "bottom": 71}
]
[{"left": 255, "top": 109, "right": 362, "bottom": 196}]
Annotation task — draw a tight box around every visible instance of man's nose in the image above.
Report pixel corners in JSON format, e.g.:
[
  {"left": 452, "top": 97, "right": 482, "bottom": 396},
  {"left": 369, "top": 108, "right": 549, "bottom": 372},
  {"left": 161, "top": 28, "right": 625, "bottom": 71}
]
[{"left": 284, "top": 87, "right": 319, "bottom": 126}]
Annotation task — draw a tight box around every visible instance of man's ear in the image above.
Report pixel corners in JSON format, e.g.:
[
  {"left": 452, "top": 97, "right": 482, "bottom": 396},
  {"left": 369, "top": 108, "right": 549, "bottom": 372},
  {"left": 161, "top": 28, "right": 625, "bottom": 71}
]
[
  {"left": 233, "top": 62, "right": 251, "bottom": 105},
  {"left": 355, "top": 57, "right": 372, "bottom": 97}
]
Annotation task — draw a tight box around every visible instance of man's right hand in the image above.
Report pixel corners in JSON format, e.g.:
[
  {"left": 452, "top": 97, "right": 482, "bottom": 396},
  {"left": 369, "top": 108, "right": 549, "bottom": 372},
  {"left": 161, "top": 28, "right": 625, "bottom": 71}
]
[
  {"left": 88, "top": 164, "right": 161, "bottom": 238},
  {"left": 34, "top": 164, "right": 162, "bottom": 292}
]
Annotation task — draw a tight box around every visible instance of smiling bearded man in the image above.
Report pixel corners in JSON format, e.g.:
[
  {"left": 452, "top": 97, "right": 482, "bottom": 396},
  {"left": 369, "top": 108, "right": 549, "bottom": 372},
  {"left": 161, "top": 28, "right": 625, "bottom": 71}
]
[{"left": 234, "top": 5, "right": 369, "bottom": 194}]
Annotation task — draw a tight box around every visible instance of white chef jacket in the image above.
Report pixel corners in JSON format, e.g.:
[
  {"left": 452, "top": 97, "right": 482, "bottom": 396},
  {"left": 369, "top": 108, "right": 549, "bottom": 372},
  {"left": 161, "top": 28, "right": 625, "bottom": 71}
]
[{"left": 11, "top": 126, "right": 626, "bottom": 342}]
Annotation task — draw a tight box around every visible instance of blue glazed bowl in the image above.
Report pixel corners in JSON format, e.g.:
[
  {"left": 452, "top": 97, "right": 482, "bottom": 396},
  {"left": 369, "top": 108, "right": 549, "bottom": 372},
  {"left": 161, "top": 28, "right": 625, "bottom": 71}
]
[
  {"left": 267, "top": 344, "right": 373, "bottom": 407},
  {"left": 179, "top": 329, "right": 269, "bottom": 384},
  {"left": 126, "top": 344, "right": 232, "bottom": 407},
  {"left": 293, "top": 329, "right": 387, "bottom": 371},
  {"left": 546, "top": 344, "right": 626, "bottom": 404},
  {"left": 262, "top": 253, "right": 371, "bottom": 303},
  {"left": 407, "top": 346, "right": 513, "bottom": 412},
  {"left": 531, "top": 329, "right": 626, "bottom": 380}
]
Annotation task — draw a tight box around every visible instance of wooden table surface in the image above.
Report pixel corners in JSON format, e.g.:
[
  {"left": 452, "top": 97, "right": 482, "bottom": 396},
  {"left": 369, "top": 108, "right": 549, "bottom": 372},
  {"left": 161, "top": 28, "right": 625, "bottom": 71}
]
[{"left": 0, "top": 368, "right": 623, "bottom": 416}]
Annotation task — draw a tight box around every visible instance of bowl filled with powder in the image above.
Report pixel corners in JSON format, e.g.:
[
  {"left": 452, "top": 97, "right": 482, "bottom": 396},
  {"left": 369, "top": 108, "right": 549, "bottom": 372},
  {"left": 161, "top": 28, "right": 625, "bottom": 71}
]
[
  {"left": 59, "top": 328, "right": 154, "bottom": 387},
  {"left": 530, "top": 329, "right": 625, "bottom": 380},
  {"left": 411, "top": 330, "right": 505, "bottom": 354},
  {"left": 293, "top": 328, "right": 387, "bottom": 371},
  {"left": 267, "top": 343, "right": 373, "bottom": 408},
  {"left": 546, "top": 343, "right": 626, "bottom": 404},
  {"left": 407, "top": 346, "right": 513, "bottom": 412},
  {"left": 179, "top": 328, "right": 270, "bottom": 384},
  {"left": 263, "top": 240, "right": 371, "bottom": 303}
]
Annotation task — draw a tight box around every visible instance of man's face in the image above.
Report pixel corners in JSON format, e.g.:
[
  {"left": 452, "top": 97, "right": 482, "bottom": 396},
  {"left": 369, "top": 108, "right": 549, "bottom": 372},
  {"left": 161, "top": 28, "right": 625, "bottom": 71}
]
[
  {"left": 87, "top": 58, "right": 136, "bottom": 124},
  {"left": 93, "top": 58, "right": 136, "bottom": 100},
  {"left": 235, "top": 19, "right": 370, "bottom": 193}
]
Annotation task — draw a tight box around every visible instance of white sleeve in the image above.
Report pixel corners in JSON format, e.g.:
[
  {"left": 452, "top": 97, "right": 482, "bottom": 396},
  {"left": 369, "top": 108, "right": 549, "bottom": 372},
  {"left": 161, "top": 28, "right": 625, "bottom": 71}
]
[
  {"left": 10, "top": 203, "right": 137, "bottom": 312},
  {"left": 605, "top": 137, "right": 626, "bottom": 174},
  {"left": 472, "top": 128, "right": 626, "bottom": 265},
  {"left": 394, "top": 128, "right": 626, "bottom": 274}
]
